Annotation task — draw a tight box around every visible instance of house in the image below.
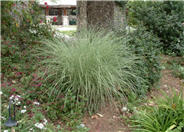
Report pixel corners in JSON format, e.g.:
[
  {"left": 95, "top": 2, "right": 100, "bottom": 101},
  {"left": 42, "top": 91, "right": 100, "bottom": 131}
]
[{"left": 39, "top": 0, "right": 77, "bottom": 26}]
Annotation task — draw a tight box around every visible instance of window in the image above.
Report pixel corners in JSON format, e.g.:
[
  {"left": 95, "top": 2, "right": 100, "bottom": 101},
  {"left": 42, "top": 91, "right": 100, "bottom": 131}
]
[
  {"left": 70, "top": 9, "right": 76, "bottom": 15},
  {"left": 49, "top": 8, "right": 58, "bottom": 16}
]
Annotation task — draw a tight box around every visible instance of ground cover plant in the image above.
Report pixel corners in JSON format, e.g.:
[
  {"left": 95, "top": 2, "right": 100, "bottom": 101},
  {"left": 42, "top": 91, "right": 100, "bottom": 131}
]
[
  {"left": 127, "top": 1, "right": 184, "bottom": 56},
  {"left": 131, "top": 88, "right": 184, "bottom": 132},
  {"left": 1, "top": 1, "right": 60, "bottom": 131}
]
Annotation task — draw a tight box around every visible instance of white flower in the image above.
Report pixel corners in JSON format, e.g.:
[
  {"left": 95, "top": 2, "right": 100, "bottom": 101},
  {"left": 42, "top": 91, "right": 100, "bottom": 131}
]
[
  {"left": 17, "top": 120, "right": 22, "bottom": 123},
  {"left": 15, "top": 97, "right": 19, "bottom": 101},
  {"left": 0, "top": 91, "right": 3, "bottom": 95},
  {"left": 21, "top": 109, "right": 26, "bottom": 113},
  {"left": 33, "top": 102, "right": 40, "bottom": 105},
  {"left": 43, "top": 119, "right": 48, "bottom": 125},
  {"left": 10, "top": 95, "right": 15, "bottom": 100},
  {"left": 10, "top": 95, "right": 21, "bottom": 105},
  {"left": 16, "top": 101, "right": 21, "bottom": 105},
  {"left": 35, "top": 123, "right": 44, "bottom": 129},
  {"left": 1, "top": 116, "right": 6, "bottom": 120},
  {"left": 24, "top": 106, "right": 26, "bottom": 109},
  {"left": 29, "top": 128, "right": 33, "bottom": 131},
  {"left": 4, "top": 130, "right": 8, "bottom": 132}
]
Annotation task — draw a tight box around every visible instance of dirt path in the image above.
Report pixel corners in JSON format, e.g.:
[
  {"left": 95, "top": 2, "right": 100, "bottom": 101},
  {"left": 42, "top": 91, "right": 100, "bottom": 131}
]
[
  {"left": 82, "top": 57, "right": 184, "bottom": 132},
  {"left": 83, "top": 105, "right": 130, "bottom": 132}
]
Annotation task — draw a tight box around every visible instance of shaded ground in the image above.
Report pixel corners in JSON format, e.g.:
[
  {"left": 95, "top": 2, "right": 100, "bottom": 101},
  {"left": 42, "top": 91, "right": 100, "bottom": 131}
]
[{"left": 82, "top": 56, "right": 184, "bottom": 132}]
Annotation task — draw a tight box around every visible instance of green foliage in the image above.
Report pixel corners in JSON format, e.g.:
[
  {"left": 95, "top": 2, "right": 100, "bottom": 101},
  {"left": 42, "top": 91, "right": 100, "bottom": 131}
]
[
  {"left": 1, "top": 1, "right": 53, "bottom": 49},
  {"left": 120, "top": 27, "right": 161, "bottom": 94},
  {"left": 36, "top": 29, "right": 144, "bottom": 112},
  {"left": 172, "top": 64, "right": 184, "bottom": 79},
  {"left": 131, "top": 88, "right": 184, "bottom": 132},
  {"left": 166, "top": 57, "right": 184, "bottom": 79},
  {"left": 127, "top": 1, "right": 184, "bottom": 56},
  {"left": 43, "top": 90, "right": 86, "bottom": 128}
]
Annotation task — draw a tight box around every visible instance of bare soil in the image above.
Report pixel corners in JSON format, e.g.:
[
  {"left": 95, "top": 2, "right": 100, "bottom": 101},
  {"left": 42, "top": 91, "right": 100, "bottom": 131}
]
[{"left": 82, "top": 56, "right": 184, "bottom": 132}]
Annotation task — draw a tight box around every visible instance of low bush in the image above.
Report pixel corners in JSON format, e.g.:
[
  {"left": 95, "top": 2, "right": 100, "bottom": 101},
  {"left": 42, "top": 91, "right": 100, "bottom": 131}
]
[
  {"left": 127, "top": 1, "right": 184, "bottom": 56},
  {"left": 119, "top": 27, "right": 161, "bottom": 94},
  {"left": 131, "top": 88, "right": 184, "bottom": 132},
  {"left": 36, "top": 29, "right": 145, "bottom": 112}
]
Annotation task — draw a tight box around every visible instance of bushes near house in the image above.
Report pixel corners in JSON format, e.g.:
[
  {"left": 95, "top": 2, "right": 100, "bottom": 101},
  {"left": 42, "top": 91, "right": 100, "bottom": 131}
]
[{"left": 127, "top": 1, "right": 184, "bottom": 56}]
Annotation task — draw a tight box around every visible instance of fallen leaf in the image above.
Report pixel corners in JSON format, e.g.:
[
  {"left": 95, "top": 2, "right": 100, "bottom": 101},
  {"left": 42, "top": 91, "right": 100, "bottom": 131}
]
[{"left": 96, "top": 113, "right": 103, "bottom": 117}]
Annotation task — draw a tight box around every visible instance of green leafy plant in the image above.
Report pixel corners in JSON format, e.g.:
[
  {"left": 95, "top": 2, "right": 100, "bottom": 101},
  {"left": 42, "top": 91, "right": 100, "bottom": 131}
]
[
  {"left": 127, "top": 1, "right": 184, "bottom": 56},
  {"left": 131, "top": 88, "right": 184, "bottom": 132},
  {"left": 119, "top": 27, "right": 161, "bottom": 95},
  {"left": 36, "top": 29, "right": 144, "bottom": 112}
]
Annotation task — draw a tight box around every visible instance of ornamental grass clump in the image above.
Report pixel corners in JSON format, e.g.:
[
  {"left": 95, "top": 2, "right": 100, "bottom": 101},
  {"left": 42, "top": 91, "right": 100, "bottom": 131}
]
[{"left": 36, "top": 29, "right": 143, "bottom": 112}]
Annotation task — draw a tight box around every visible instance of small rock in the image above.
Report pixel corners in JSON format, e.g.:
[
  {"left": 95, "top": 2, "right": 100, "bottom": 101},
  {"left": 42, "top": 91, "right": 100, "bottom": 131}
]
[
  {"left": 121, "top": 106, "right": 128, "bottom": 112},
  {"left": 76, "top": 123, "right": 86, "bottom": 128},
  {"left": 80, "top": 123, "right": 85, "bottom": 128},
  {"left": 164, "top": 84, "right": 167, "bottom": 88},
  {"left": 113, "top": 115, "right": 119, "bottom": 119}
]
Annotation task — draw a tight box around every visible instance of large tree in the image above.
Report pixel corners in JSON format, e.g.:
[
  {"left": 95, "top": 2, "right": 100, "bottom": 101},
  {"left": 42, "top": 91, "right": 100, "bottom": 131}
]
[{"left": 77, "top": 1, "right": 126, "bottom": 30}]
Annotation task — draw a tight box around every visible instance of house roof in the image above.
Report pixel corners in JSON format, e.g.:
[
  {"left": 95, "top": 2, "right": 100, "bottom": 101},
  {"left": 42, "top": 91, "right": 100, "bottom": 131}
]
[{"left": 39, "top": 0, "right": 76, "bottom": 8}]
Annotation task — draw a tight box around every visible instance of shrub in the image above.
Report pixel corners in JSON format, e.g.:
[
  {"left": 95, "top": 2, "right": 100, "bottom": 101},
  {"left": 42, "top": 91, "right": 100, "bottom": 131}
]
[
  {"left": 119, "top": 27, "right": 161, "bottom": 94},
  {"left": 127, "top": 1, "right": 184, "bottom": 56},
  {"left": 36, "top": 29, "right": 145, "bottom": 112},
  {"left": 131, "top": 88, "right": 184, "bottom": 132},
  {"left": 1, "top": 1, "right": 53, "bottom": 49}
]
